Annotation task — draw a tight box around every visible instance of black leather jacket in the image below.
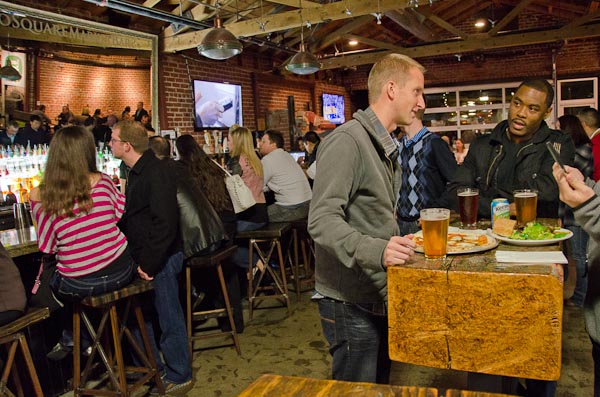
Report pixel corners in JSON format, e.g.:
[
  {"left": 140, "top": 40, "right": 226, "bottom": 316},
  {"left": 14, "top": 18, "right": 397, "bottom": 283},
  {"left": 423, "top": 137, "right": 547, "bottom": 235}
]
[{"left": 449, "top": 120, "right": 575, "bottom": 218}]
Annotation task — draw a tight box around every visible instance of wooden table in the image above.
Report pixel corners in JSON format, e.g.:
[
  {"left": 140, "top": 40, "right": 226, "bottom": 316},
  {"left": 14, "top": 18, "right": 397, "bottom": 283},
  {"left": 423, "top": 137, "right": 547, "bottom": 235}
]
[
  {"left": 237, "top": 374, "right": 517, "bottom": 396},
  {"left": 0, "top": 226, "right": 39, "bottom": 257},
  {"left": 388, "top": 221, "right": 563, "bottom": 381}
]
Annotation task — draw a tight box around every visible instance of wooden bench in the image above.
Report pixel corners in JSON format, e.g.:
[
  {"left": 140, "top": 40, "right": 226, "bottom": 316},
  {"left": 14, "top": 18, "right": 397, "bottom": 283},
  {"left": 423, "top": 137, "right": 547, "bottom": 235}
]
[
  {"left": 185, "top": 244, "right": 241, "bottom": 357},
  {"left": 73, "top": 278, "right": 164, "bottom": 397},
  {"left": 236, "top": 222, "right": 292, "bottom": 320},
  {"left": 0, "top": 307, "right": 50, "bottom": 397}
]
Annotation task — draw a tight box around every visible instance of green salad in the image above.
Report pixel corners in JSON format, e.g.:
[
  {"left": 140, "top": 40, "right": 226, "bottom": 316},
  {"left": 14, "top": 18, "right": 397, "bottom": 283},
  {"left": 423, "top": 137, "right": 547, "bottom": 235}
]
[{"left": 509, "top": 222, "right": 569, "bottom": 240}]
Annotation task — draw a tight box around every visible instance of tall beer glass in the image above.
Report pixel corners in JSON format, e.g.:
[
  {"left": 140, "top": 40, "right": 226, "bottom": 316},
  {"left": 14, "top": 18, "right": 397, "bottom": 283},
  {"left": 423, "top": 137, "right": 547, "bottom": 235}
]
[
  {"left": 457, "top": 187, "right": 479, "bottom": 228},
  {"left": 514, "top": 189, "right": 538, "bottom": 226},
  {"left": 420, "top": 208, "right": 450, "bottom": 260}
]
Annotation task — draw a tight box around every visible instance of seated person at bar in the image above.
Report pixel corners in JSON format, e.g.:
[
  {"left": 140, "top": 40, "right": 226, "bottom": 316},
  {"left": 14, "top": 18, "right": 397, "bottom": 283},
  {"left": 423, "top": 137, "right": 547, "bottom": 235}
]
[
  {"left": 0, "top": 120, "right": 21, "bottom": 146},
  {"left": 448, "top": 78, "right": 575, "bottom": 396},
  {"left": 259, "top": 130, "right": 312, "bottom": 222},
  {"left": 448, "top": 78, "right": 575, "bottom": 220},
  {"left": 30, "top": 125, "right": 135, "bottom": 359},
  {"left": 0, "top": 243, "right": 26, "bottom": 326},
  {"left": 20, "top": 114, "right": 51, "bottom": 147}
]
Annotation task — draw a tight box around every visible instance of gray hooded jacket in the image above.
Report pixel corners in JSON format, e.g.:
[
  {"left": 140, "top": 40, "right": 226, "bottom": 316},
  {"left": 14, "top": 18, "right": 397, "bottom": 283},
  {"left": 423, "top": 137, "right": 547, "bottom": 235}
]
[{"left": 308, "top": 108, "right": 401, "bottom": 304}]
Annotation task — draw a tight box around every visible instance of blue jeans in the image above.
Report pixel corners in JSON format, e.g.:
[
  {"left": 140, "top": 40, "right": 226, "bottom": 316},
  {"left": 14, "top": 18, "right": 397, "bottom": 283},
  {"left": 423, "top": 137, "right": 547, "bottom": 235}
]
[
  {"left": 144, "top": 252, "right": 191, "bottom": 384},
  {"left": 317, "top": 297, "right": 390, "bottom": 384},
  {"left": 565, "top": 225, "right": 589, "bottom": 306},
  {"left": 233, "top": 220, "right": 267, "bottom": 269}
]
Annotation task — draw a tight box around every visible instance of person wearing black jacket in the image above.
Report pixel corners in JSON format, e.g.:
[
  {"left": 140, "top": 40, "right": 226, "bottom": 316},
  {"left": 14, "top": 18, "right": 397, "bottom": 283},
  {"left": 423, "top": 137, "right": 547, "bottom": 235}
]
[
  {"left": 111, "top": 120, "right": 192, "bottom": 396},
  {"left": 449, "top": 79, "right": 574, "bottom": 397},
  {"left": 449, "top": 79, "right": 575, "bottom": 222}
]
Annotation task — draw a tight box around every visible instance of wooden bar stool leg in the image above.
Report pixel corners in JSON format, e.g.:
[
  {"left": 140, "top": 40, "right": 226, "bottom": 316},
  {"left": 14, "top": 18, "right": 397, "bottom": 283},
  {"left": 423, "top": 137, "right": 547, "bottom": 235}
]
[
  {"left": 133, "top": 298, "right": 165, "bottom": 396},
  {"left": 216, "top": 263, "right": 242, "bottom": 355},
  {"left": 248, "top": 239, "right": 255, "bottom": 321},
  {"left": 186, "top": 265, "right": 193, "bottom": 360},
  {"left": 276, "top": 240, "right": 292, "bottom": 315},
  {"left": 9, "top": 361, "right": 23, "bottom": 397},
  {"left": 108, "top": 304, "right": 127, "bottom": 395},
  {"left": 73, "top": 303, "right": 81, "bottom": 396},
  {"left": 17, "top": 334, "right": 43, "bottom": 397},
  {"left": 293, "top": 229, "right": 301, "bottom": 301}
]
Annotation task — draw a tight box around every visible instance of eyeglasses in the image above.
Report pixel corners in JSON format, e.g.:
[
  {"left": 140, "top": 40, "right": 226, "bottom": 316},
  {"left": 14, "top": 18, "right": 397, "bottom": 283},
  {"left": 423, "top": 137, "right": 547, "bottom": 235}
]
[{"left": 110, "top": 138, "right": 128, "bottom": 144}]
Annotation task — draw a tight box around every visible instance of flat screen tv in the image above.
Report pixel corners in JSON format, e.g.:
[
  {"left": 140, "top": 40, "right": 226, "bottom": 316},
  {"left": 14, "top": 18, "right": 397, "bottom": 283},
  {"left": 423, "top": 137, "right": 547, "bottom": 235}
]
[
  {"left": 322, "top": 93, "right": 345, "bottom": 125},
  {"left": 193, "top": 80, "right": 242, "bottom": 129}
]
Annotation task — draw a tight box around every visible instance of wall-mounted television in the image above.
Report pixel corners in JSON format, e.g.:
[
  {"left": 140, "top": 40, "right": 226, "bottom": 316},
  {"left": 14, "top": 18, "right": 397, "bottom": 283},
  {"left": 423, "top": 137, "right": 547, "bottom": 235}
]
[
  {"left": 322, "top": 93, "right": 345, "bottom": 125},
  {"left": 193, "top": 80, "right": 242, "bottom": 129}
]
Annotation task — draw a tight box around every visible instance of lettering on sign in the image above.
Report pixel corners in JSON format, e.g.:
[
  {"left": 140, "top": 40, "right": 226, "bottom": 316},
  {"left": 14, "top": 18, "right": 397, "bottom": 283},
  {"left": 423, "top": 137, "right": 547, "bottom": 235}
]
[{"left": 0, "top": 13, "right": 147, "bottom": 48}]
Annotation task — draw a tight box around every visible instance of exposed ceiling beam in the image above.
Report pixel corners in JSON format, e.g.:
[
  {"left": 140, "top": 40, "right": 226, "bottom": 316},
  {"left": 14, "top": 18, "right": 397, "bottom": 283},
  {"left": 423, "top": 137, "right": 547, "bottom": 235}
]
[
  {"left": 320, "top": 23, "right": 600, "bottom": 70},
  {"left": 488, "top": 0, "right": 535, "bottom": 36},
  {"left": 309, "top": 15, "right": 374, "bottom": 53},
  {"left": 560, "top": 9, "right": 600, "bottom": 31},
  {"left": 266, "top": 0, "right": 320, "bottom": 8},
  {"left": 416, "top": 9, "right": 467, "bottom": 39},
  {"left": 142, "top": 0, "right": 162, "bottom": 7},
  {"left": 342, "top": 34, "right": 405, "bottom": 52},
  {"left": 385, "top": 9, "right": 439, "bottom": 41},
  {"left": 162, "top": 2, "right": 214, "bottom": 38},
  {"left": 162, "top": 0, "right": 432, "bottom": 52}
]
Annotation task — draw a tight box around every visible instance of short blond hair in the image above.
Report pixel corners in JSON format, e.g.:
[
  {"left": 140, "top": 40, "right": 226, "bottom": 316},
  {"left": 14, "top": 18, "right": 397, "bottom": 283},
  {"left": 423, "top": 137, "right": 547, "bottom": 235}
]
[
  {"left": 367, "top": 54, "right": 425, "bottom": 104},
  {"left": 115, "top": 120, "right": 149, "bottom": 154}
]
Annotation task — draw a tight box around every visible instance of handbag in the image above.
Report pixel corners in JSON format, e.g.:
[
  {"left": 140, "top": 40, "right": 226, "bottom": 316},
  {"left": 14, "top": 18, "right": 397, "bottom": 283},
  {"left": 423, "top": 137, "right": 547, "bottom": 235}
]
[
  {"left": 214, "top": 160, "right": 256, "bottom": 214},
  {"left": 29, "top": 254, "right": 64, "bottom": 313}
]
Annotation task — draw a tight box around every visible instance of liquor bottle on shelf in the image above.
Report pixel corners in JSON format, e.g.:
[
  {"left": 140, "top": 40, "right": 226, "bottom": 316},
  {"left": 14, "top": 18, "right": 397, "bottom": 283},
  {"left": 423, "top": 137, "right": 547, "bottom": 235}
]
[
  {"left": 112, "top": 168, "right": 120, "bottom": 186},
  {"left": 4, "top": 186, "right": 17, "bottom": 206},
  {"left": 17, "top": 184, "right": 29, "bottom": 203}
]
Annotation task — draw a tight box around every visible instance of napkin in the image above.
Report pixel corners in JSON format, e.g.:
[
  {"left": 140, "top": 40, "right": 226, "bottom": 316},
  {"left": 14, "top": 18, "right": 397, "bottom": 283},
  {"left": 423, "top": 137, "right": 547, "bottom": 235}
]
[{"left": 495, "top": 250, "right": 568, "bottom": 264}]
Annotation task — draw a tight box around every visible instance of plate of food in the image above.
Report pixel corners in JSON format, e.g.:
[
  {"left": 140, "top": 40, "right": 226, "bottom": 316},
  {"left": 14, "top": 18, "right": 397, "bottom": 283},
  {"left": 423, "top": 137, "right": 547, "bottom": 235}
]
[
  {"left": 413, "top": 228, "right": 499, "bottom": 255},
  {"left": 489, "top": 219, "right": 573, "bottom": 246}
]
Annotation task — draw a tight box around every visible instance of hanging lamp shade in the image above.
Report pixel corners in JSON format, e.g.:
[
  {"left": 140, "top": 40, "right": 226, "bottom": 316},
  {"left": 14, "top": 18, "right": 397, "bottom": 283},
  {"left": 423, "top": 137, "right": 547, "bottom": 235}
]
[
  {"left": 285, "top": 42, "right": 320, "bottom": 75},
  {"left": 197, "top": 17, "right": 243, "bottom": 60},
  {"left": 0, "top": 64, "right": 21, "bottom": 81}
]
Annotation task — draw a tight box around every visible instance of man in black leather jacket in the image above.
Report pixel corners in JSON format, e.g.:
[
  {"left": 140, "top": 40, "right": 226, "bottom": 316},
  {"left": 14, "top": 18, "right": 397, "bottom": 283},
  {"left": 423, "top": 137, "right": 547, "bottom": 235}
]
[
  {"left": 449, "top": 78, "right": 575, "bottom": 220},
  {"left": 449, "top": 79, "right": 574, "bottom": 397}
]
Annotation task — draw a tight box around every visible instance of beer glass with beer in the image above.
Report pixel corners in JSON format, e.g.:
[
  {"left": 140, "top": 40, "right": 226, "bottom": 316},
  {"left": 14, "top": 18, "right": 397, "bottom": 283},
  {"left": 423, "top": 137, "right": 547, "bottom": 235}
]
[
  {"left": 457, "top": 187, "right": 479, "bottom": 228},
  {"left": 420, "top": 208, "right": 450, "bottom": 260},
  {"left": 513, "top": 189, "right": 538, "bottom": 226}
]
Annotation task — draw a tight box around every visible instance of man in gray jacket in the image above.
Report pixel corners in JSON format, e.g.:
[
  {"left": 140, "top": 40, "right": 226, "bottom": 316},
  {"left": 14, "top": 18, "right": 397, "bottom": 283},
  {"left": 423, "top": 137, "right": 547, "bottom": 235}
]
[
  {"left": 308, "top": 53, "right": 423, "bottom": 383},
  {"left": 553, "top": 163, "right": 600, "bottom": 397}
]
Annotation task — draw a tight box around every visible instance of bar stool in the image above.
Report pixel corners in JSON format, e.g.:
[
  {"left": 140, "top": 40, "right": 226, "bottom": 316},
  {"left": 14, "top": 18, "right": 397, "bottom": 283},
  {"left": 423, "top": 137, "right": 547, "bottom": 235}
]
[
  {"left": 73, "top": 278, "right": 164, "bottom": 397},
  {"left": 235, "top": 222, "right": 292, "bottom": 320},
  {"left": 0, "top": 307, "right": 49, "bottom": 397},
  {"left": 289, "top": 219, "right": 315, "bottom": 301},
  {"left": 185, "top": 244, "right": 241, "bottom": 358}
]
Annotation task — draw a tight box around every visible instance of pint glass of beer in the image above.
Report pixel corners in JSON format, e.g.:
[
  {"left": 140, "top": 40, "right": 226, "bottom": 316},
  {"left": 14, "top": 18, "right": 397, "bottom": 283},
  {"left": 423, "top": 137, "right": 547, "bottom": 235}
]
[
  {"left": 457, "top": 187, "right": 479, "bottom": 228},
  {"left": 420, "top": 208, "right": 450, "bottom": 260},
  {"left": 514, "top": 189, "right": 538, "bottom": 226}
]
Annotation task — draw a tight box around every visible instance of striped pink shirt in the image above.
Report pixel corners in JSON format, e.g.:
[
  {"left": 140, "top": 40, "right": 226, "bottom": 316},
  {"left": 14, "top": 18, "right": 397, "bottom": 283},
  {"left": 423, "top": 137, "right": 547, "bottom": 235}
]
[{"left": 31, "top": 173, "right": 127, "bottom": 278}]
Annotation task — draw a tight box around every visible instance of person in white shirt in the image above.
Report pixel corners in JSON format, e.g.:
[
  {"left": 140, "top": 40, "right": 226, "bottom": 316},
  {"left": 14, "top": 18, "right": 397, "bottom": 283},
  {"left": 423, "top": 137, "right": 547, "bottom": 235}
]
[{"left": 259, "top": 130, "right": 312, "bottom": 222}]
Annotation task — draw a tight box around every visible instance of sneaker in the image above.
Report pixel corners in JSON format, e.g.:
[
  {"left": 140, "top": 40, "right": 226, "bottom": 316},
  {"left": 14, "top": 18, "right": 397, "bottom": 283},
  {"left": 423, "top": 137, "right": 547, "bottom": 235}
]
[
  {"left": 149, "top": 378, "right": 193, "bottom": 396},
  {"left": 46, "top": 342, "right": 72, "bottom": 361}
]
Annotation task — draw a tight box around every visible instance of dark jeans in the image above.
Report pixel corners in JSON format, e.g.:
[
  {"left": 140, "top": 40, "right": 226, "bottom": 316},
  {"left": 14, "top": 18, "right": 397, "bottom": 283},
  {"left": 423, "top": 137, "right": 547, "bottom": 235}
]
[
  {"left": 565, "top": 225, "right": 589, "bottom": 306},
  {"left": 233, "top": 220, "right": 266, "bottom": 269},
  {"left": 317, "top": 297, "right": 390, "bottom": 384},
  {"left": 467, "top": 372, "right": 556, "bottom": 397},
  {"left": 143, "top": 252, "right": 191, "bottom": 384}
]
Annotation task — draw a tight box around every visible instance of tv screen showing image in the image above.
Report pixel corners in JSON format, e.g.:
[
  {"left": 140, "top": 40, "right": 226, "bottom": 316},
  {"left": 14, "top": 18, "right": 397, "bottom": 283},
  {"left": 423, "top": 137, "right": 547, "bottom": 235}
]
[
  {"left": 193, "top": 80, "right": 242, "bottom": 129},
  {"left": 322, "top": 93, "right": 345, "bottom": 125}
]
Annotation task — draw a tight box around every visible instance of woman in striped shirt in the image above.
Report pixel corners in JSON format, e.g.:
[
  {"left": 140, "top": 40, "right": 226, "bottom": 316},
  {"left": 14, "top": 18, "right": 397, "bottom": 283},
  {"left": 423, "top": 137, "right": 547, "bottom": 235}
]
[{"left": 30, "top": 125, "right": 134, "bottom": 358}]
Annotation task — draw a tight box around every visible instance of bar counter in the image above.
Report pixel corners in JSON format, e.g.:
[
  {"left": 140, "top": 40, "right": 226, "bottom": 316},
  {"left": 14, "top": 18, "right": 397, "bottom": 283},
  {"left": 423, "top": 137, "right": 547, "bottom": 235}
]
[
  {"left": 388, "top": 222, "right": 563, "bottom": 381},
  {"left": 0, "top": 226, "right": 39, "bottom": 257}
]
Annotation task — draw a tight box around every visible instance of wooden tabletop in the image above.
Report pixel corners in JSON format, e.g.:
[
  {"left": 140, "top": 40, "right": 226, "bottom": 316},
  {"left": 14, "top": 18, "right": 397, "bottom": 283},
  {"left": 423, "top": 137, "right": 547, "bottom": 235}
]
[
  {"left": 388, "top": 219, "right": 564, "bottom": 381},
  {"left": 237, "top": 374, "right": 518, "bottom": 397},
  {"left": 0, "top": 227, "right": 39, "bottom": 258}
]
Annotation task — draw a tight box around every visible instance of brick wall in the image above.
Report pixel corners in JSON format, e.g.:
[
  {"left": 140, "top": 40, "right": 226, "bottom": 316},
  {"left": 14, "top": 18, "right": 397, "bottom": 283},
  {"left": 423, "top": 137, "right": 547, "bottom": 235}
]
[{"left": 37, "top": 55, "right": 150, "bottom": 122}]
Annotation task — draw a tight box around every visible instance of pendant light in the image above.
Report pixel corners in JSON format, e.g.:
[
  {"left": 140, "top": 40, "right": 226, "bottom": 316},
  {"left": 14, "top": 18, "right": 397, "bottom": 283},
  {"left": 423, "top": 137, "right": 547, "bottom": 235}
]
[
  {"left": 0, "top": 35, "right": 21, "bottom": 81},
  {"left": 285, "top": 0, "right": 320, "bottom": 75},
  {"left": 197, "top": 7, "right": 243, "bottom": 60}
]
